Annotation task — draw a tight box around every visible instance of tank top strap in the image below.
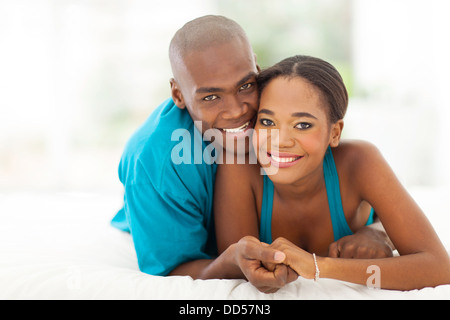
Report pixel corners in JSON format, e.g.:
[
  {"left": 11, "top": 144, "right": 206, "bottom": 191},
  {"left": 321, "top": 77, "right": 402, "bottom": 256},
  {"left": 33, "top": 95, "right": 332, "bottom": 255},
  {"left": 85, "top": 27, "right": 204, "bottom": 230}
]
[
  {"left": 323, "top": 146, "right": 353, "bottom": 241},
  {"left": 259, "top": 174, "right": 274, "bottom": 244}
]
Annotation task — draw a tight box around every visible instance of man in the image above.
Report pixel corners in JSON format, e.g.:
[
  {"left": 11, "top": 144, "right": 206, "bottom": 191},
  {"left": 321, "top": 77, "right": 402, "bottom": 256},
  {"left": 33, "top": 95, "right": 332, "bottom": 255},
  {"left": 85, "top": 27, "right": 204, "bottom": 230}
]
[{"left": 111, "top": 15, "right": 393, "bottom": 292}]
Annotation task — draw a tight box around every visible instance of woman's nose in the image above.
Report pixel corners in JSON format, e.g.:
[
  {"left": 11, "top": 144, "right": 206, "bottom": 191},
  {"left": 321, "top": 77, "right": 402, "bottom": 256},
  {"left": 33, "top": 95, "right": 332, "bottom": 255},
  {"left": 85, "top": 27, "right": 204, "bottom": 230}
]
[{"left": 270, "top": 127, "right": 295, "bottom": 149}]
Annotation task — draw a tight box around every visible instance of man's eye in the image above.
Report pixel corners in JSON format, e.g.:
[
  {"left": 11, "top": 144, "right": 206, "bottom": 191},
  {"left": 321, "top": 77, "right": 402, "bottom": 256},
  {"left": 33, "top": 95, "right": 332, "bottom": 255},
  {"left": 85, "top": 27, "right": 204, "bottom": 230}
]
[
  {"left": 260, "top": 118, "right": 275, "bottom": 126},
  {"left": 203, "top": 95, "right": 218, "bottom": 101},
  {"left": 239, "top": 83, "right": 253, "bottom": 91},
  {"left": 295, "top": 122, "right": 312, "bottom": 130}
]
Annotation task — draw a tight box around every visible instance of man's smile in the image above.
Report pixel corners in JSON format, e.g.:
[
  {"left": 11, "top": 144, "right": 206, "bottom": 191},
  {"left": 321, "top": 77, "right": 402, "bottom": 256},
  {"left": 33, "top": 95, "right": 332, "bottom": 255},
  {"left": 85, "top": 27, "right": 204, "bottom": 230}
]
[
  {"left": 216, "top": 118, "right": 256, "bottom": 137},
  {"left": 221, "top": 120, "right": 251, "bottom": 133}
]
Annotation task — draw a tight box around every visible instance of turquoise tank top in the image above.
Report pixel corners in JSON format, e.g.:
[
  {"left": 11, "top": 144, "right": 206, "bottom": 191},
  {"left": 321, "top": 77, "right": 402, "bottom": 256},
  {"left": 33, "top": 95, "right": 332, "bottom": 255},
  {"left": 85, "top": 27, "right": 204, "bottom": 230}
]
[{"left": 259, "top": 146, "right": 375, "bottom": 244}]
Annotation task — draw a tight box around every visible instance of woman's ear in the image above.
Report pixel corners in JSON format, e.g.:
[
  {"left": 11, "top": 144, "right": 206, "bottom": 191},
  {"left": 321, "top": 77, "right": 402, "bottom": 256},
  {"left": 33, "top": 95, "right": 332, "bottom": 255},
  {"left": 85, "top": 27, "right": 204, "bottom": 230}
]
[
  {"left": 170, "top": 78, "right": 186, "bottom": 109},
  {"left": 330, "top": 120, "right": 344, "bottom": 147}
]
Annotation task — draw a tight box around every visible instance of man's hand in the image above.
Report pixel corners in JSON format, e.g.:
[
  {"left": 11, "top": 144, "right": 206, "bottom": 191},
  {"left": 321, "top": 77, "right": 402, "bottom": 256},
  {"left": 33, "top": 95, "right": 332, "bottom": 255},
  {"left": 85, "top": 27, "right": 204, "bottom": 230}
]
[
  {"left": 234, "top": 236, "right": 298, "bottom": 293},
  {"left": 328, "top": 222, "right": 394, "bottom": 258}
]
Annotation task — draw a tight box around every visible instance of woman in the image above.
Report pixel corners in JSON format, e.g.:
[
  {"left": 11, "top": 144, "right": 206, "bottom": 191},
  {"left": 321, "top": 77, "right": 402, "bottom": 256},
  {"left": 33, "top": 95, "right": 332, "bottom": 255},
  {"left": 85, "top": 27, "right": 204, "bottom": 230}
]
[{"left": 214, "top": 55, "right": 450, "bottom": 290}]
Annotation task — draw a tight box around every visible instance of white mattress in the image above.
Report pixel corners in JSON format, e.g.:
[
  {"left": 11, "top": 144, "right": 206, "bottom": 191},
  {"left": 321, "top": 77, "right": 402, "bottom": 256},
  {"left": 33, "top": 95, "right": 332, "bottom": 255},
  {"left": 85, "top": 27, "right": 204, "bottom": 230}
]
[{"left": 1, "top": 189, "right": 449, "bottom": 300}]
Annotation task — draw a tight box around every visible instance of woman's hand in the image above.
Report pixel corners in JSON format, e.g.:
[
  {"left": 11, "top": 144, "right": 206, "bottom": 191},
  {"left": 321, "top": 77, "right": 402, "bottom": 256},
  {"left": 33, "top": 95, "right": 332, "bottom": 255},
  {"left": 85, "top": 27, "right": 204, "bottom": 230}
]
[
  {"left": 233, "top": 236, "right": 299, "bottom": 293},
  {"left": 269, "top": 237, "right": 316, "bottom": 280}
]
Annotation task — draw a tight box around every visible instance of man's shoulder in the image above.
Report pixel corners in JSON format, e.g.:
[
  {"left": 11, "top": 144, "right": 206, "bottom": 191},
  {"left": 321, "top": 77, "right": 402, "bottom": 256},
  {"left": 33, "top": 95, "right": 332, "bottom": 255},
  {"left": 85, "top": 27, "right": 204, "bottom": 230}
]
[
  {"left": 123, "top": 98, "right": 192, "bottom": 156},
  {"left": 128, "top": 98, "right": 188, "bottom": 143},
  {"left": 118, "top": 98, "right": 216, "bottom": 188},
  {"left": 119, "top": 99, "right": 187, "bottom": 180}
]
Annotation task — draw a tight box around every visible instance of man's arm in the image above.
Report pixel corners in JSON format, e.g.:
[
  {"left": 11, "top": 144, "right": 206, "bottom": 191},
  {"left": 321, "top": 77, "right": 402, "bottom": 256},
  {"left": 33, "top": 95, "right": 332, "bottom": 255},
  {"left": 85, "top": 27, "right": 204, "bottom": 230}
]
[{"left": 121, "top": 158, "right": 215, "bottom": 276}]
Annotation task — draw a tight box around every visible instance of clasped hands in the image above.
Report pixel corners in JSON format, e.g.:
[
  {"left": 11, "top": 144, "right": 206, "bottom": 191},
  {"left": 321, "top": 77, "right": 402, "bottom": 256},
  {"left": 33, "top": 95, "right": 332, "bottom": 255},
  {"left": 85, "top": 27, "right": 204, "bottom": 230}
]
[
  {"left": 234, "top": 231, "right": 393, "bottom": 293},
  {"left": 233, "top": 236, "right": 309, "bottom": 293}
]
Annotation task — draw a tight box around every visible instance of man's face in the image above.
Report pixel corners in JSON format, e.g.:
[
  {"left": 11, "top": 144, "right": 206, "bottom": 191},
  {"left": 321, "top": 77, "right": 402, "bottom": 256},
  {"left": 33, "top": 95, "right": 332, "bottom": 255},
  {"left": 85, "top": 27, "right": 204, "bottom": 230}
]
[{"left": 170, "top": 38, "right": 259, "bottom": 153}]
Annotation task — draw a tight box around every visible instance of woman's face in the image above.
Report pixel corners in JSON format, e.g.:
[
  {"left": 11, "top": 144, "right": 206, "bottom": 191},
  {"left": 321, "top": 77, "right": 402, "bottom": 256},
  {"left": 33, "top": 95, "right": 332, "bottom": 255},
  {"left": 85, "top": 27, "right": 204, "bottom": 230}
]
[{"left": 252, "top": 76, "right": 342, "bottom": 184}]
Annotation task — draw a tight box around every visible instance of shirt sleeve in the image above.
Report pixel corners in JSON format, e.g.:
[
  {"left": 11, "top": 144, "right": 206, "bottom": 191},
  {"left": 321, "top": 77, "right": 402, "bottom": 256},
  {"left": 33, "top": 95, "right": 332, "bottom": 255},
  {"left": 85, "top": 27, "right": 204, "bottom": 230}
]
[{"left": 123, "top": 158, "right": 212, "bottom": 276}]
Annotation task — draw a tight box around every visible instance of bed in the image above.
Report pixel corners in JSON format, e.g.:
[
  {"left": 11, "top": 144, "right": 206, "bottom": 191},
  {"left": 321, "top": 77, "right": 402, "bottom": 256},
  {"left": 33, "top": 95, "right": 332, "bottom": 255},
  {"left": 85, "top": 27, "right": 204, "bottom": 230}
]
[{"left": 1, "top": 188, "right": 449, "bottom": 300}]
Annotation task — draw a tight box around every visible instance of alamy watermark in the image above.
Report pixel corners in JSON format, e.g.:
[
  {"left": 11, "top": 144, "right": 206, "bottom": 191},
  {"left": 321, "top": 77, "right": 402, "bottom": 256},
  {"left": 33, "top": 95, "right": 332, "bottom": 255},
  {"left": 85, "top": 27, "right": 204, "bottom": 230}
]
[
  {"left": 170, "top": 121, "right": 279, "bottom": 175},
  {"left": 366, "top": 265, "right": 381, "bottom": 289}
]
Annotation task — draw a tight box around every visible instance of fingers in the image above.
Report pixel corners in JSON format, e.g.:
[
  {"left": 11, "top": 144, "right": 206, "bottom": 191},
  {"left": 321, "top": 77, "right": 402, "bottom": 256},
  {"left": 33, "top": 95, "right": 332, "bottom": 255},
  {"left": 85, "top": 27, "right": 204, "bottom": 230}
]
[
  {"left": 247, "top": 262, "right": 287, "bottom": 293},
  {"left": 235, "top": 236, "right": 298, "bottom": 293},
  {"left": 238, "top": 236, "right": 285, "bottom": 264},
  {"left": 328, "top": 241, "right": 340, "bottom": 258},
  {"left": 269, "top": 237, "right": 315, "bottom": 279},
  {"left": 256, "top": 264, "right": 298, "bottom": 293},
  {"left": 328, "top": 239, "right": 359, "bottom": 258},
  {"left": 328, "top": 237, "right": 394, "bottom": 259},
  {"left": 262, "top": 260, "right": 277, "bottom": 272}
]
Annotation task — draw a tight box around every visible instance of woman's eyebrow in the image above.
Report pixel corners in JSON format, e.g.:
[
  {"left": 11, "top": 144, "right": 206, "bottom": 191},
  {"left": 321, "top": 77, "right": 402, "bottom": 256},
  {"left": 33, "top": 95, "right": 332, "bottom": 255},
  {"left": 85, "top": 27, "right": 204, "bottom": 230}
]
[
  {"left": 291, "top": 112, "right": 318, "bottom": 119},
  {"left": 258, "top": 109, "right": 274, "bottom": 115},
  {"left": 258, "top": 109, "right": 318, "bottom": 120}
]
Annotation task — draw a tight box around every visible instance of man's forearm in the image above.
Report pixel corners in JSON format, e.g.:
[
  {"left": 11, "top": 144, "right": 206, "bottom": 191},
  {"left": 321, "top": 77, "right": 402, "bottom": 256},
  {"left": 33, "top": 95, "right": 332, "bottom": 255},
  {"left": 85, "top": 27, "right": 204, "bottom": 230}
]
[{"left": 168, "top": 243, "right": 243, "bottom": 279}]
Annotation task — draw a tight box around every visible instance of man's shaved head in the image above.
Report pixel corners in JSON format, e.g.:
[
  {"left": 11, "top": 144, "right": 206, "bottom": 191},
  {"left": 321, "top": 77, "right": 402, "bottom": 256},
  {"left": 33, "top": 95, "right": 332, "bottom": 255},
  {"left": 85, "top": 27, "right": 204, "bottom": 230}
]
[{"left": 169, "top": 15, "right": 251, "bottom": 77}]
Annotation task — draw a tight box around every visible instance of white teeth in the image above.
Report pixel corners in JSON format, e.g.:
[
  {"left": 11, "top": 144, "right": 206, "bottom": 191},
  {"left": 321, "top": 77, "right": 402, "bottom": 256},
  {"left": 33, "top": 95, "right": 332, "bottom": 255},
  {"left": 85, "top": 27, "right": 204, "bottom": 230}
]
[
  {"left": 222, "top": 121, "right": 250, "bottom": 133},
  {"left": 271, "top": 155, "right": 300, "bottom": 163}
]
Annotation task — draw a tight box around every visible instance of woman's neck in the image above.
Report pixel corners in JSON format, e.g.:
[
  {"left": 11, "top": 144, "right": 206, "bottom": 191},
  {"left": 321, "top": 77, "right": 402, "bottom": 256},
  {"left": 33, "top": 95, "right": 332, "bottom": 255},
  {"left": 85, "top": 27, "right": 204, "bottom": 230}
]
[{"left": 272, "top": 163, "right": 325, "bottom": 204}]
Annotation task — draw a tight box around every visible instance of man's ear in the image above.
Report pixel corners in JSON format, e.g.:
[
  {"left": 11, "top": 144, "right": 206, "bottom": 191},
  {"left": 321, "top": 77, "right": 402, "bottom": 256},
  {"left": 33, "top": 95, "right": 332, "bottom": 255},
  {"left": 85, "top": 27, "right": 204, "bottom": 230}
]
[
  {"left": 254, "top": 53, "right": 261, "bottom": 73},
  {"left": 330, "top": 120, "right": 344, "bottom": 147},
  {"left": 170, "top": 78, "right": 186, "bottom": 109}
]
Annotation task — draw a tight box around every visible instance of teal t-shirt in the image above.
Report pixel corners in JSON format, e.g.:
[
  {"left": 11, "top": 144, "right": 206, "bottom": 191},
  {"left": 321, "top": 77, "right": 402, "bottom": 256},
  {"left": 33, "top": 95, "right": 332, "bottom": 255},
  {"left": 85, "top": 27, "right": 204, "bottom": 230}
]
[{"left": 111, "top": 98, "right": 218, "bottom": 276}]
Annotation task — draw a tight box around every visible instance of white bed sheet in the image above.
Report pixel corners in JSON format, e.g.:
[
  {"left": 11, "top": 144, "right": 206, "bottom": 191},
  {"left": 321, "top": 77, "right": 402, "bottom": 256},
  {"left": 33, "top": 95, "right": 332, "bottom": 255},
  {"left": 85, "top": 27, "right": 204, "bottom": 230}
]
[{"left": 1, "top": 189, "right": 449, "bottom": 300}]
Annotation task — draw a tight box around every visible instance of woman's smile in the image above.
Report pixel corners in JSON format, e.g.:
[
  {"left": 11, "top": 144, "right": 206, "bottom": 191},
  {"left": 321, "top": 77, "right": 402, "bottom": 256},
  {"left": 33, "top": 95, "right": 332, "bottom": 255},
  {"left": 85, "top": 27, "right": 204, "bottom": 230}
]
[{"left": 267, "top": 151, "right": 303, "bottom": 168}]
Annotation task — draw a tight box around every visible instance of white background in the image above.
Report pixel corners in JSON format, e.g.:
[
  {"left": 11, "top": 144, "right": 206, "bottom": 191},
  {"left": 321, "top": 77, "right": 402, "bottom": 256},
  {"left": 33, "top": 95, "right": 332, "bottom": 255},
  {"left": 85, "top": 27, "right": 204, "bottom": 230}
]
[{"left": 1, "top": 0, "right": 449, "bottom": 193}]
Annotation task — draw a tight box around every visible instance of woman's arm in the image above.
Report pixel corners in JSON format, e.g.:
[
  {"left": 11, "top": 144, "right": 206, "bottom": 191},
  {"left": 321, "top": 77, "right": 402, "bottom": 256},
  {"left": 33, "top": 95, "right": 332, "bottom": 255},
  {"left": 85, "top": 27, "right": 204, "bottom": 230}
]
[
  {"left": 271, "top": 237, "right": 449, "bottom": 290},
  {"left": 272, "top": 141, "right": 450, "bottom": 290},
  {"left": 214, "top": 162, "right": 260, "bottom": 253},
  {"left": 211, "top": 162, "right": 298, "bottom": 292}
]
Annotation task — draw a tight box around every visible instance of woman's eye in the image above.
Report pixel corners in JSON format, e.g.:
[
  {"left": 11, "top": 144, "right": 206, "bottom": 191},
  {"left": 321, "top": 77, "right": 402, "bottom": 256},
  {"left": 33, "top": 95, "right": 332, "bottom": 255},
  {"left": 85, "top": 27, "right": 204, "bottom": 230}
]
[
  {"left": 239, "top": 83, "right": 253, "bottom": 91},
  {"left": 295, "top": 122, "right": 312, "bottom": 130},
  {"left": 203, "top": 95, "right": 218, "bottom": 101},
  {"left": 260, "top": 118, "right": 275, "bottom": 126}
]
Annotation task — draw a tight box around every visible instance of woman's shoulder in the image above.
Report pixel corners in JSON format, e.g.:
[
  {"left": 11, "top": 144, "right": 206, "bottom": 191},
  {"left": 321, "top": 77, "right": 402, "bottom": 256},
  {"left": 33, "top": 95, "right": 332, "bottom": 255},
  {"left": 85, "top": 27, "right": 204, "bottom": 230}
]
[
  {"left": 333, "top": 139, "right": 381, "bottom": 159},
  {"left": 332, "top": 140, "right": 384, "bottom": 179}
]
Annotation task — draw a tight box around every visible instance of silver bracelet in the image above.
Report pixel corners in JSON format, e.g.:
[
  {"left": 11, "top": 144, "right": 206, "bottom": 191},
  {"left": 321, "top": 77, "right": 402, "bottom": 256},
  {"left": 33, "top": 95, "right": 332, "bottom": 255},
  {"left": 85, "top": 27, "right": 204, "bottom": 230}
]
[{"left": 313, "top": 253, "right": 320, "bottom": 282}]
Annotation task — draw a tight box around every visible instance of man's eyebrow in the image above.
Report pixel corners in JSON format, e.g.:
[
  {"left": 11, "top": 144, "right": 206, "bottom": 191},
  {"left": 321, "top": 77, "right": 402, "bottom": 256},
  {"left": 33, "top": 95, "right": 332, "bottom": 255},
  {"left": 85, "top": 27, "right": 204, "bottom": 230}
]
[
  {"left": 195, "top": 86, "right": 224, "bottom": 94},
  {"left": 236, "top": 71, "right": 257, "bottom": 88},
  {"left": 195, "top": 72, "right": 257, "bottom": 95}
]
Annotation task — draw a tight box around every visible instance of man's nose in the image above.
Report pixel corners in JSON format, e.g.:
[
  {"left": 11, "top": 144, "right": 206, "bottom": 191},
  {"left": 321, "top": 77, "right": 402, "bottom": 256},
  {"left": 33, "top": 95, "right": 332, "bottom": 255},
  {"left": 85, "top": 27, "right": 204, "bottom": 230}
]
[{"left": 221, "top": 96, "right": 248, "bottom": 120}]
